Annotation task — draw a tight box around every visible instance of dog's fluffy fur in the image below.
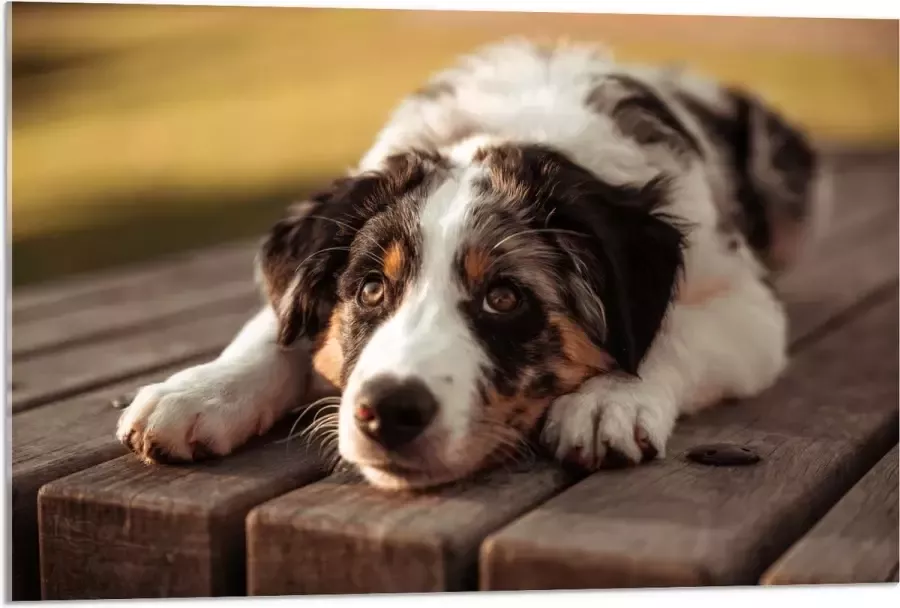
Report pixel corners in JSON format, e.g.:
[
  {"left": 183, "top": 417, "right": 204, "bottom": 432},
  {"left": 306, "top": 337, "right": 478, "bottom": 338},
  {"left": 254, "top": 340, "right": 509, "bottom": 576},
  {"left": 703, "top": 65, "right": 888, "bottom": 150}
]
[{"left": 117, "top": 40, "right": 827, "bottom": 490}]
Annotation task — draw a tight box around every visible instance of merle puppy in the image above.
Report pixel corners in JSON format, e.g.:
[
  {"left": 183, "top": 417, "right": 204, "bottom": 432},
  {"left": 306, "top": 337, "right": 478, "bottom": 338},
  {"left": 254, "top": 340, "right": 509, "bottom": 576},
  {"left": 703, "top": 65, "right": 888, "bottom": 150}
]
[{"left": 117, "top": 40, "right": 826, "bottom": 490}]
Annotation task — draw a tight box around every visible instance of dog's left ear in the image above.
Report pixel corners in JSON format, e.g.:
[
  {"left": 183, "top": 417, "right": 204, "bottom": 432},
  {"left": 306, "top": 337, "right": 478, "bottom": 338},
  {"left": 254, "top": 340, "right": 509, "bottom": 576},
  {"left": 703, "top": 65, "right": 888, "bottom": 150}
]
[{"left": 551, "top": 178, "right": 686, "bottom": 376}]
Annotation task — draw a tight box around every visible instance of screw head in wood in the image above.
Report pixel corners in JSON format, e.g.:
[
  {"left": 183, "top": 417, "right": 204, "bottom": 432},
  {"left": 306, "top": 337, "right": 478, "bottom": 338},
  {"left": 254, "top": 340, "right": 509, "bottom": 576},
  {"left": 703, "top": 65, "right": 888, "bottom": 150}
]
[{"left": 686, "top": 443, "right": 761, "bottom": 466}]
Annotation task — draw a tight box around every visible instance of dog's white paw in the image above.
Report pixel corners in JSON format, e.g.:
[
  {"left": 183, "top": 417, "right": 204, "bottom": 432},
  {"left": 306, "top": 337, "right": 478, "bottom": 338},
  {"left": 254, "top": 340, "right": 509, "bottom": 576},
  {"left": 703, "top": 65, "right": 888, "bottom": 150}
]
[
  {"left": 540, "top": 374, "right": 678, "bottom": 470},
  {"left": 116, "top": 363, "right": 275, "bottom": 464}
]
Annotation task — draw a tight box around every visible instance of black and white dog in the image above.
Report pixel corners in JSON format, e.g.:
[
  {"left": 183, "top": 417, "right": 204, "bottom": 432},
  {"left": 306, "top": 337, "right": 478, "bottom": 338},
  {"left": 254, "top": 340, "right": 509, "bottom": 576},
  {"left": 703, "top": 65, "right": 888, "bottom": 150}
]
[{"left": 117, "top": 40, "right": 827, "bottom": 490}]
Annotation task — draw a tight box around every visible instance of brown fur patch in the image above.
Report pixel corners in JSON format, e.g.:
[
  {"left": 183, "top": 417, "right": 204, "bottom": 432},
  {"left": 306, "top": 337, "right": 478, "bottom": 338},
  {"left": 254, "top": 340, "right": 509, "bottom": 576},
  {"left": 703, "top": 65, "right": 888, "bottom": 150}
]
[
  {"left": 307, "top": 303, "right": 346, "bottom": 400},
  {"left": 554, "top": 315, "right": 614, "bottom": 371},
  {"left": 483, "top": 385, "right": 551, "bottom": 437},
  {"left": 383, "top": 241, "right": 406, "bottom": 282},
  {"left": 550, "top": 314, "right": 615, "bottom": 392},
  {"left": 463, "top": 247, "right": 491, "bottom": 287}
]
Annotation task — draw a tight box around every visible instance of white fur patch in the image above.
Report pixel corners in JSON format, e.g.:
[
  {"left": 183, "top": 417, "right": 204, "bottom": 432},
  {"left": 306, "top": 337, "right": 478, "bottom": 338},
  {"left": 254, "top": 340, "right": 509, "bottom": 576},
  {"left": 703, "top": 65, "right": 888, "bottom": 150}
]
[
  {"left": 116, "top": 307, "right": 308, "bottom": 461},
  {"left": 339, "top": 167, "right": 490, "bottom": 466}
]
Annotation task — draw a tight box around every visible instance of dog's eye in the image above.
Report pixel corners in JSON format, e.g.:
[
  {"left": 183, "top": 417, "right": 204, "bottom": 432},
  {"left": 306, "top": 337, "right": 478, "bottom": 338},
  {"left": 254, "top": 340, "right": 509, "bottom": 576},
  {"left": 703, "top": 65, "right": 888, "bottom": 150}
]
[
  {"left": 358, "top": 275, "right": 385, "bottom": 307},
  {"left": 483, "top": 282, "right": 520, "bottom": 314}
]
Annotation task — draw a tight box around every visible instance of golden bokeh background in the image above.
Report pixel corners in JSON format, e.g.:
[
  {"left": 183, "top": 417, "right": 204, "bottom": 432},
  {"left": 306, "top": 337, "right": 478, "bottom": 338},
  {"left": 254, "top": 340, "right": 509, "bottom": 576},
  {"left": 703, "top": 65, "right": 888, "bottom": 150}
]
[{"left": 10, "top": 3, "right": 899, "bottom": 286}]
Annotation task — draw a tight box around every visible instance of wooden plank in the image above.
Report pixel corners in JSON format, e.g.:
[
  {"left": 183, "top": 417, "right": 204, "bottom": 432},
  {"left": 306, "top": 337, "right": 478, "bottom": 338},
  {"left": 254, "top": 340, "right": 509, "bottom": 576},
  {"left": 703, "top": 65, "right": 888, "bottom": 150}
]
[
  {"left": 246, "top": 464, "right": 575, "bottom": 595},
  {"left": 11, "top": 364, "right": 205, "bottom": 601},
  {"left": 780, "top": 194, "right": 897, "bottom": 343},
  {"left": 13, "top": 278, "right": 255, "bottom": 358},
  {"left": 480, "top": 293, "right": 899, "bottom": 590},
  {"left": 12, "top": 239, "right": 256, "bottom": 319},
  {"left": 38, "top": 438, "right": 325, "bottom": 599},
  {"left": 10, "top": 295, "right": 258, "bottom": 412},
  {"left": 761, "top": 445, "right": 899, "bottom": 585},
  {"left": 778, "top": 152, "right": 899, "bottom": 342}
]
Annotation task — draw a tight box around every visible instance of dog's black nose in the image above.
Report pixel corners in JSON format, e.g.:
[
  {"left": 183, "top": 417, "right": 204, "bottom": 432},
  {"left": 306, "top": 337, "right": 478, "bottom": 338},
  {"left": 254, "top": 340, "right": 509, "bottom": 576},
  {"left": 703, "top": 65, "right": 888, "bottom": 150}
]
[{"left": 354, "top": 375, "right": 438, "bottom": 450}]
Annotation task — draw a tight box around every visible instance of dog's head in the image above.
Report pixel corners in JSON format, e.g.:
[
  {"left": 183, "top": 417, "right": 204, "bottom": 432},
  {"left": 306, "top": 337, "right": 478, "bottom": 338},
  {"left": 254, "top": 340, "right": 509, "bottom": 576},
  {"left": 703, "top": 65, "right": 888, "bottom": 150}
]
[{"left": 258, "top": 142, "right": 685, "bottom": 489}]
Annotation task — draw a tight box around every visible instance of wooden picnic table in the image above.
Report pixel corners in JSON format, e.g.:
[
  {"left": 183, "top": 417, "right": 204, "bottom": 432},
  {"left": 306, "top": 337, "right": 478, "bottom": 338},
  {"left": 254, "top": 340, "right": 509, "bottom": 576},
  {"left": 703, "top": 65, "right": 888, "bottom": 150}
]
[{"left": 10, "top": 149, "right": 899, "bottom": 600}]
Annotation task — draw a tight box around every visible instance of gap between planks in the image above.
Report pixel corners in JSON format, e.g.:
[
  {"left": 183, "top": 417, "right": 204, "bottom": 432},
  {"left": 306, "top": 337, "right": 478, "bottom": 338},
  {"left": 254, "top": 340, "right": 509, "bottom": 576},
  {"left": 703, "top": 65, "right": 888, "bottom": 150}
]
[
  {"left": 761, "top": 444, "right": 899, "bottom": 585},
  {"left": 11, "top": 362, "right": 213, "bottom": 601},
  {"left": 11, "top": 296, "right": 260, "bottom": 413},
  {"left": 12, "top": 240, "right": 257, "bottom": 319}
]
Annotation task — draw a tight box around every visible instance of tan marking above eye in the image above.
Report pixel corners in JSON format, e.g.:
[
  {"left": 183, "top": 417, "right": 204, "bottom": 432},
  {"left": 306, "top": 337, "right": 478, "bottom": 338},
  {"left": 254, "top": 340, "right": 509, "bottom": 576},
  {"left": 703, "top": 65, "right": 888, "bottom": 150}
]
[
  {"left": 382, "top": 241, "right": 405, "bottom": 282},
  {"left": 483, "top": 283, "right": 519, "bottom": 314},
  {"left": 464, "top": 247, "right": 491, "bottom": 286},
  {"left": 359, "top": 276, "right": 385, "bottom": 307}
]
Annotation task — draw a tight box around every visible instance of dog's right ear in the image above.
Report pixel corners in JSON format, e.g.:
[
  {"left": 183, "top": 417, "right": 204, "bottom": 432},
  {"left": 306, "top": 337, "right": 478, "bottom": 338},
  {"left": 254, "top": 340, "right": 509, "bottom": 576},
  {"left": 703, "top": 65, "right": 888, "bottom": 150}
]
[{"left": 257, "top": 153, "right": 440, "bottom": 347}]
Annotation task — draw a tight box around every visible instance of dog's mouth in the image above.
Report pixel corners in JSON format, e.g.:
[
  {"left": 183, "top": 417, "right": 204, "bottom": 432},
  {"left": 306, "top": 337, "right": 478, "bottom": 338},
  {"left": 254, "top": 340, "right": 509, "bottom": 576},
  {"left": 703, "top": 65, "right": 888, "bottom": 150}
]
[
  {"left": 355, "top": 459, "right": 423, "bottom": 476},
  {"left": 349, "top": 435, "right": 537, "bottom": 491},
  {"left": 353, "top": 459, "right": 464, "bottom": 491}
]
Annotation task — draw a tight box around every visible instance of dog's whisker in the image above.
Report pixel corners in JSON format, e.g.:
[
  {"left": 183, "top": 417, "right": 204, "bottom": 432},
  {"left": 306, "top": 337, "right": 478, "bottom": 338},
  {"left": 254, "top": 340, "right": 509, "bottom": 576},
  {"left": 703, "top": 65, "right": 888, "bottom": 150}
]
[
  {"left": 293, "top": 246, "right": 352, "bottom": 273},
  {"left": 288, "top": 396, "right": 342, "bottom": 415},
  {"left": 490, "top": 227, "right": 590, "bottom": 253},
  {"left": 307, "top": 214, "right": 388, "bottom": 261}
]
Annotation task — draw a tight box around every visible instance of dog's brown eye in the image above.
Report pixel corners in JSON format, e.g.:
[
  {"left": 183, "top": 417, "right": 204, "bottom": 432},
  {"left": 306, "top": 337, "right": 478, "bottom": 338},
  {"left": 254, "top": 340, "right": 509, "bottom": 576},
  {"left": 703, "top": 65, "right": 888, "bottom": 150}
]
[
  {"left": 359, "top": 275, "right": 385, "bottom": 307},
  {"left": 483, "top": 283, "right": 520, "bottom": 314}
]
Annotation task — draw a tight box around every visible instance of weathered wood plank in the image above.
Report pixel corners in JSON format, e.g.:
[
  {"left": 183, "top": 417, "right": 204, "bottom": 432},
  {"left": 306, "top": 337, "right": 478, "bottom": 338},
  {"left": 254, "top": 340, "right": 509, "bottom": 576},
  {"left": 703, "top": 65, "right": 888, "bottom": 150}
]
[
  {"left": 38, "top": 439, "right": 325, "bottom": 599},
  {"left": 11, "top": 364, "right": 205, "bottom": 601},
  {"left": 761, "top": 445, "right": 899, "bottom": 585},
  {"left": 11, "top": 296, "right": 258, "bottom": 412},
  {"left": 12, "top": 240, "right": 256, "bottom": 320},
  {"left": 13, "top": 279, "right": 255, "bottom": 358},
  {"left": 246, "top": 464, "right": 576, "bottom": 595},
  {"left": 780, "top": 194, "right": 898, "bottom": 343},
  {"left": 480, "top": 293, "right": 899, "bottom": 590}
]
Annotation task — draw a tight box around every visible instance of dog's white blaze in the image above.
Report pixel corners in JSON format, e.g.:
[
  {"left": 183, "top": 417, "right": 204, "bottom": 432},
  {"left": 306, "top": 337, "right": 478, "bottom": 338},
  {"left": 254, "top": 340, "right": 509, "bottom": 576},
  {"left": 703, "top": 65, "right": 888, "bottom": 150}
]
[{"left": 340, "top": 168, "right": 488, "bottom": 462}]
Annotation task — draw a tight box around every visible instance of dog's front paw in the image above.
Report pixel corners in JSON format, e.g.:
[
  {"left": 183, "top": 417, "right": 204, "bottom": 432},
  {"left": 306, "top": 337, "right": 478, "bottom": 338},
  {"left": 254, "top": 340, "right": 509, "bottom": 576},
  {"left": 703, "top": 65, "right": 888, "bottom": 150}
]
[
  {"left": 116, "top": 364, "right": 266, "bottom": 464},
  {"left": 540, "top": 375, "right": 678, "bottom": 470}
]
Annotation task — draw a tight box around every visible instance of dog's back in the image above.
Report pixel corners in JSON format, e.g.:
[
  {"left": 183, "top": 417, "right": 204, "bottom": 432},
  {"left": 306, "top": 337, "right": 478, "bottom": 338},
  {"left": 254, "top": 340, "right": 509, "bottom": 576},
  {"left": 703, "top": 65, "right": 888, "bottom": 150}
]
[{"left": 359, "top": 38, "right": 827, "bottom": 275}]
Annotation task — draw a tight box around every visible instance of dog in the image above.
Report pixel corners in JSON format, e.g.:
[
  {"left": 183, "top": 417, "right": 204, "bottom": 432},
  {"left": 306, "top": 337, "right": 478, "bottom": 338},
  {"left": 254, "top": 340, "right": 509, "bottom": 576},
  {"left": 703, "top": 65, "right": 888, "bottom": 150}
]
[{"left": 117, "top": 39, "right": 826, "bottom": 490}]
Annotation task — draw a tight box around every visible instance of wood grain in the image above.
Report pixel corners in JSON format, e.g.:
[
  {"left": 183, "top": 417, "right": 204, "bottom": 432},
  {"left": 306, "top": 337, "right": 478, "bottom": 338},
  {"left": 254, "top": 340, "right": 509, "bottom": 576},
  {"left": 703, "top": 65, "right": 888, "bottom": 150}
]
[
  {"left": 781, "top": 194, "right": 898, "bottom": 344},
  {"left": 480, "top": 293, "right": 899, "bottom": 590},
  {"left": 11, "top": 363, "right": 210, "bottom": 601},
  {"left": 13, "top": 279, "right": 255, "bottom": 358},
  {"left": 12, "top": 240, "right": 255, "bottom": 319},
  {"left": 39, "top": 440, "right": 325, "bottom": 599},
  {"left": 246, "top": 464, "right": 577, "bottom": 595},
  {"left": 11, "top": 296, "right": 258, "bottom": 412},
  {"left": 761, "top": 445, "right": 899, "bottom": 585}
]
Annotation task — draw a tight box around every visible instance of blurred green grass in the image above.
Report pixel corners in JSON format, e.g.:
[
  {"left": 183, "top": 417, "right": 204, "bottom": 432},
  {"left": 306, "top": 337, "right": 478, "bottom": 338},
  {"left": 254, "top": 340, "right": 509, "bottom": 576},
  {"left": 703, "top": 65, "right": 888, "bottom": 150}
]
[{"left": 10, "top": 3, "right": 899, "bottom": 287}]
